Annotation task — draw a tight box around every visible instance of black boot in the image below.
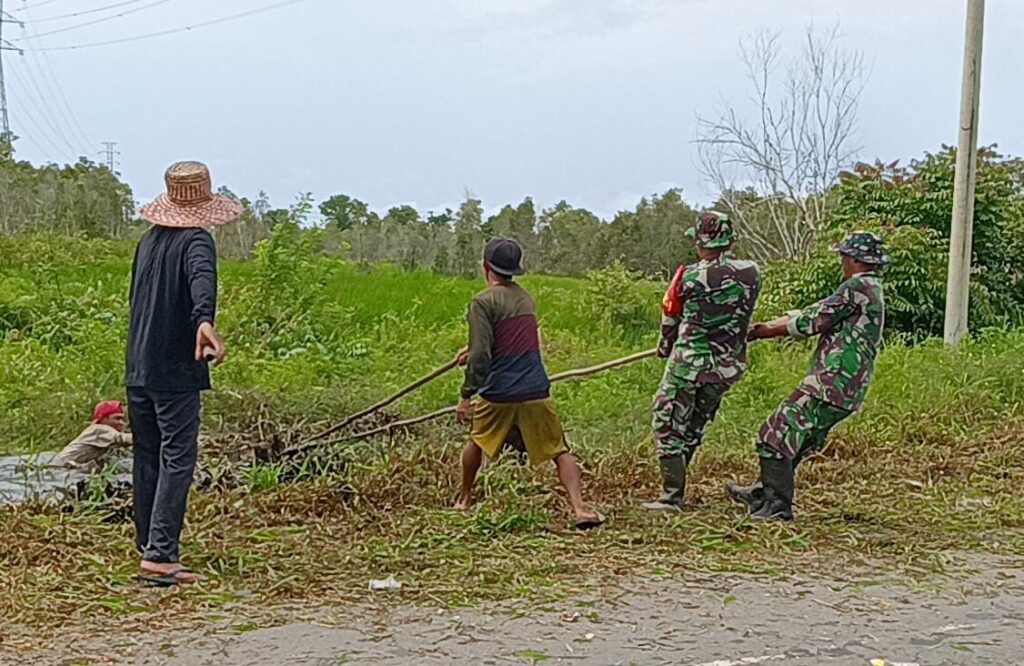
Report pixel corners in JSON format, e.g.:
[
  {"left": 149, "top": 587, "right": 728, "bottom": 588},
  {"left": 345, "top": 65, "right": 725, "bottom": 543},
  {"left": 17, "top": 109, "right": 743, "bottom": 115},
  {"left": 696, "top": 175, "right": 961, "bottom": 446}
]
[
  {"left": 750, "top": 457, "right": 794, "bottom": 521},
  {"left": 728, "top": 448, "right": 808, "bottom": 513},
  {"left": 725, "top": 479, "right": 764, "bottom": 510},
  {"left": 641, "top": 456, "right": 686, "bottom": 513}
]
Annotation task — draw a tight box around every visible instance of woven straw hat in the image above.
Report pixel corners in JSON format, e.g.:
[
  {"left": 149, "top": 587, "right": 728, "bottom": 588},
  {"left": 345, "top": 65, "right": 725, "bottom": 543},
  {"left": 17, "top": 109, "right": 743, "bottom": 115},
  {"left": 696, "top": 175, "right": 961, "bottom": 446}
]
[{"left": 139, "top": 161, "right": 243, "bottom": 229}]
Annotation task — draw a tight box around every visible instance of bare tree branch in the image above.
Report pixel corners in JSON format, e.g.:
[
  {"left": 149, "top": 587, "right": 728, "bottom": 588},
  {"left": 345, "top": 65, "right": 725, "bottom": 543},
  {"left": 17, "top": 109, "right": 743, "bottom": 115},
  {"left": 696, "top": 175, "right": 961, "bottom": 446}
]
[{"left": 696, "top": 23, "right": 866, "bottom": 262}]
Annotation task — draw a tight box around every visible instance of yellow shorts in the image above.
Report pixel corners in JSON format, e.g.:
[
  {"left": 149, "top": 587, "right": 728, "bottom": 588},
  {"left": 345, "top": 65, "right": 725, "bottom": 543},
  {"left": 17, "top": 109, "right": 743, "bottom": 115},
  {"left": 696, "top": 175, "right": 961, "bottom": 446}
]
[{"left": 470, "top": 398, "right": 569, "bottom": 466}]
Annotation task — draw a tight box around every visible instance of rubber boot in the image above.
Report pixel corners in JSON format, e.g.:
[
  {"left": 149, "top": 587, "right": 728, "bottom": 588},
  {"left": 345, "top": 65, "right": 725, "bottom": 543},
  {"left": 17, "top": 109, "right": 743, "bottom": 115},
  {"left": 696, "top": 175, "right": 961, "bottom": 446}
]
[
  {"left": 683, "top": 446, "right": 697, "bottom": 467},
  {"left": 725, "top": 479, "right": 764, "bottom": 510},
  {"left": 641, "top": 456, "right": 686, "bottom": 513},
  {"left": 749, "top": 457, "right": 794, "bottom": 521},
  {"left": 727, "top": 446, "right": 809, "bottom": 512}
]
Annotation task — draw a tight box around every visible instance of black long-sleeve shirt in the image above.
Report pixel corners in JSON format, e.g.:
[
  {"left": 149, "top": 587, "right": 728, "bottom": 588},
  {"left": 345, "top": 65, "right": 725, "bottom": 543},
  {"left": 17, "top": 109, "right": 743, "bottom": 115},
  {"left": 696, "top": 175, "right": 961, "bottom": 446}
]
[{"left": 125, "top": 226, "right": 218, "bottom": 392}]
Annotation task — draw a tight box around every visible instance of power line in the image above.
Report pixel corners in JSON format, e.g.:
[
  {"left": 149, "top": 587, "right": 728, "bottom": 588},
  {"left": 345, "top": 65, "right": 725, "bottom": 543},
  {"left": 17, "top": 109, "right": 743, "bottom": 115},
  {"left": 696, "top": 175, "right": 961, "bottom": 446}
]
[
  {"left": 7, "top": 108, "right": 54, "bottom": 161},
  {"left": 16, "top": 0, "right": 314, "bottom": 51},
  {"left": 6, "top": 71, "right": 68, "bottom": 158},
  {"left": 6, "top": 54, "right": 80, "bottom": 157},
  {"left": 12, "top": 0, "right": 67, "bottom": 12},
  {"left": 19, "top": 2, "right": 93, "bottom": 151},
  {"left": 6, "top": 38, "right": 83, "bottom": 155},
  {"left": 29, "top": 48, "right": 93, "bottom": 149},
  {"left": 30, "top": 0, "right": 172, "bottom": 39},
  {"left": 23, "top": 0, "right": 150, "bottom": 24},
  {"left": 19, "top": 50, "right": 87, "bottom": 153}
]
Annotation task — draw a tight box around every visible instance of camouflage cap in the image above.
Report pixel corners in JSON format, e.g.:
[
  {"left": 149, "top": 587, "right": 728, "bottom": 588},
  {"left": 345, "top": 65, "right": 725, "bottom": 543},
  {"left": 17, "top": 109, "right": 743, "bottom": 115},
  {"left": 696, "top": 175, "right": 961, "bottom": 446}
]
[
  {"left": 687, "top": 211, "right": 734, "bottom": 249},
  {"left": 832, "top": 231, "right": 889, "bottom": 266}
]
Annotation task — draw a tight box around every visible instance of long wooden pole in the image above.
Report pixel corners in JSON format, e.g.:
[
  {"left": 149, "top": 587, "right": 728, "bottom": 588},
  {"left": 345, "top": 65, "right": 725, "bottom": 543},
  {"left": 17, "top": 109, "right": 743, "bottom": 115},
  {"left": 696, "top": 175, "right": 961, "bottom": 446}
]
[
  {"left": 547, "top": 348, "right": 656, "bottom": 383},
  {"left": 944, "top": 0, "right": 985, "bottom": 346},
  {"left": 286, "top": 357, "right": 459, "bottom": 455},
  {"left": 284, "top": 348, "right": 657, "bottom": 456}
]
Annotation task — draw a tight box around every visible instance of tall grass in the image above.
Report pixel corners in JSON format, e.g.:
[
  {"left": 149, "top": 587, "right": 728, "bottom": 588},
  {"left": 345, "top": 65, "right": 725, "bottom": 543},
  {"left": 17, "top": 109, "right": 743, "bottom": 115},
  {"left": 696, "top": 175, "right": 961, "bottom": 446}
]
[
  {"left": 2, "top": 234, "right": 1023, "bottom": 635},
  {"left": 3, "top": 235, "right": 1022, "bottom": 460}
]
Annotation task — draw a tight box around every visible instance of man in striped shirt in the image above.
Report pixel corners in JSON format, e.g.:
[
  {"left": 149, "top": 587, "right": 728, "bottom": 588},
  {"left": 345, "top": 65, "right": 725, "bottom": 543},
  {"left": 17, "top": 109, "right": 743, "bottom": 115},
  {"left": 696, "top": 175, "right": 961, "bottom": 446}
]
[{"left": 455, "top": 238, "right": 603, "bottom": 529}]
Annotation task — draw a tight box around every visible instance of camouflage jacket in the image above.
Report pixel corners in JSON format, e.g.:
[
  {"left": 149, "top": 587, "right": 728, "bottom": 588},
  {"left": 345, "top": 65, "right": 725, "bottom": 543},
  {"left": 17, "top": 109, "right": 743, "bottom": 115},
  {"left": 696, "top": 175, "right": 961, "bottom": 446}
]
[
  {"left": 787, "top": 271, "right": 885, "bottom": 411},
  {"left": 659, "top": 252, "right": 761, "bottom": 385}
]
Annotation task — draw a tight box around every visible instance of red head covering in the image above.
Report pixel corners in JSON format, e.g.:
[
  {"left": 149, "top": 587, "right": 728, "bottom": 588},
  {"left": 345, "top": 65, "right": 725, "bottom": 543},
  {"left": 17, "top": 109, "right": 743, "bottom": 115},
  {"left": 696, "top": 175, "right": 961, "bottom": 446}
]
[{"left": 92, "top": 400, "right": 125, "bottom": 424}]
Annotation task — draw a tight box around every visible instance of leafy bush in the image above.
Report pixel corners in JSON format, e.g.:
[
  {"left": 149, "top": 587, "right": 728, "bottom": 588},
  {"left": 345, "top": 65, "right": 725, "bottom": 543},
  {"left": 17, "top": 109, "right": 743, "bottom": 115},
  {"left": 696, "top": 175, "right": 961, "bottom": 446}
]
[
  {"left": 582, "top": 261, "right": 660, "bottom": 343},
  {"left": 829, "top": 148, "right": 1024, "bottom": 335},
  {"left": 228, "top": 222, "right": 344, "bottom": 358},
  {"left": 758, "top": 147, "right": 1024, "bottom": 338},
  {"left": 757, "top": 222, "right": 948, "bottom": 338}
]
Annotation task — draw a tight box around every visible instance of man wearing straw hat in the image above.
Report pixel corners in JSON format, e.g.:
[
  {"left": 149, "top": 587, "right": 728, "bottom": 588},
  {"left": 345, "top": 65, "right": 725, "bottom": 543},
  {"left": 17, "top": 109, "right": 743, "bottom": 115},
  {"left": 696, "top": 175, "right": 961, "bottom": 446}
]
[{"left": 128, "top": 161, "right": 241, "bottom": 586}]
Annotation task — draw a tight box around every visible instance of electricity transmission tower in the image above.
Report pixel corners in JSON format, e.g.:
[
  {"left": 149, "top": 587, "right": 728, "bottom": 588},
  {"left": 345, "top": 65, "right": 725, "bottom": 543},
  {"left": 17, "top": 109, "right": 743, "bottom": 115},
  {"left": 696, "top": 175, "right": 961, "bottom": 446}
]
[
  {"left": 100, "top": 140, "right": 120, "bottom": 173},
  {"left": 0, "top": 0, "right": 23, "bottom": 151}
]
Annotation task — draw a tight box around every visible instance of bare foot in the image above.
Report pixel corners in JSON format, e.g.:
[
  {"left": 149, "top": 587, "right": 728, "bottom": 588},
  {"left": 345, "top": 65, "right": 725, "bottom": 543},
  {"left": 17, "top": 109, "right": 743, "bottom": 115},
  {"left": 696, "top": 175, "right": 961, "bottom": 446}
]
[{"left": 454, "top": 495, "right": 474, "bottom": 510}]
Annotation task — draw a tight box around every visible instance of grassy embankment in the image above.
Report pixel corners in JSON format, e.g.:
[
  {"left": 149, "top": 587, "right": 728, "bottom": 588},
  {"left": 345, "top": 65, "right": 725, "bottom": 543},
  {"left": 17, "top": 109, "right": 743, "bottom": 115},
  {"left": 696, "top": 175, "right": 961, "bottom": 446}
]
[{"left": 1, "top": 235, "right": 1023, "bottom": 635}]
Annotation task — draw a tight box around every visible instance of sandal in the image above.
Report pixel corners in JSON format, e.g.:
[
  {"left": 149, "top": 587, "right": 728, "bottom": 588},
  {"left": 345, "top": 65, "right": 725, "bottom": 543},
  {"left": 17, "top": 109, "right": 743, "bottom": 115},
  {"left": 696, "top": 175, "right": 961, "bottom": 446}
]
[
  {"left": 574, "top": 512, "right": 605, "bottom": 531},
  {"left": 137, "top": 566, "right": 201, "bottom": 587}
]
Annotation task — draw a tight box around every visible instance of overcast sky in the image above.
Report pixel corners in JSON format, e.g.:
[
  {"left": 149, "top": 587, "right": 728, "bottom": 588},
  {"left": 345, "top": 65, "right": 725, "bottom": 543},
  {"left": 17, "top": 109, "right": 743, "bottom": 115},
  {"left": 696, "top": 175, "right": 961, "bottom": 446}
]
[{"left": 3, "top": 0, "right": 1021, "bottom": 218}]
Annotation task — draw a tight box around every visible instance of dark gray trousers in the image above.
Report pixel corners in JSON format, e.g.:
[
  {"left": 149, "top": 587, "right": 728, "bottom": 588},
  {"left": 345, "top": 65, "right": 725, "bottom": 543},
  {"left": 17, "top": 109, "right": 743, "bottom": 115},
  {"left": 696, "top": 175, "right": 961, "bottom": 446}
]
[{"left": 127, "top": 388, "right": 201, "bottom": 564}]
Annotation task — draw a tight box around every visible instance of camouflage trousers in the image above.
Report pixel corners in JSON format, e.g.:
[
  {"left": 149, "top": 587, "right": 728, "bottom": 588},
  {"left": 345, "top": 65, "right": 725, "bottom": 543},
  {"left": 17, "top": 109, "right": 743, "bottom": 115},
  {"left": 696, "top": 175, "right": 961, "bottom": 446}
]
[
  {"left": 756, "top": 389, "right": 852, "bottom": 460},
  {"left": 652, "top": 367, "right": 731, "bottom": 460}
]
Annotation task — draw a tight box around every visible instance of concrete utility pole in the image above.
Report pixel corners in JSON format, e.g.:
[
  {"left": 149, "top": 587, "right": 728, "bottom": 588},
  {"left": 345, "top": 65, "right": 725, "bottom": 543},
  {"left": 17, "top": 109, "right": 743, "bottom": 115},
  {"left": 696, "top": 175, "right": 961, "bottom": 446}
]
[{"left": 944, "top": 0, "right": 986, "bottom": 346}]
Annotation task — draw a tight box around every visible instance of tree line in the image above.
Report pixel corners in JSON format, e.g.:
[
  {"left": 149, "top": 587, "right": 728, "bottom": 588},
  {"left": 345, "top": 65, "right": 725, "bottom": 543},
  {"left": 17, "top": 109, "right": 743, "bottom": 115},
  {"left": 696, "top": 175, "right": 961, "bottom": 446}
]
[
  {"left": 5, "top": 142, "right": 1024, "bottom": 341},
  {"left": 4, "top": 20, "right": 1024, "bottom": 339},
  {"left": 232, "top": 188, "right": 707, "bottom": 278}
]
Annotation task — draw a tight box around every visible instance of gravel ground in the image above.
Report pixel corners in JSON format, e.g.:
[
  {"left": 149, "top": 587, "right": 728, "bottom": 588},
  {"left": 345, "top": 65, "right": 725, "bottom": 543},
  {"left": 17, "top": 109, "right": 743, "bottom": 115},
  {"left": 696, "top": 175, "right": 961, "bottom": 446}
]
[{"left": 10, "top": 556, "right": 1023, "bottom": 666}]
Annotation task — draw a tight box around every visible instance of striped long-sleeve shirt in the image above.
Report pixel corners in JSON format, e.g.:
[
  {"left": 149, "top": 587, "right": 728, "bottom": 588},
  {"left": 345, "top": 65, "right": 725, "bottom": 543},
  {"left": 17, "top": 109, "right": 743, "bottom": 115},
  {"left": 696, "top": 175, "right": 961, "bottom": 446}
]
[{"left": 460, "top": 282, "right": 551, "bottom": 403}]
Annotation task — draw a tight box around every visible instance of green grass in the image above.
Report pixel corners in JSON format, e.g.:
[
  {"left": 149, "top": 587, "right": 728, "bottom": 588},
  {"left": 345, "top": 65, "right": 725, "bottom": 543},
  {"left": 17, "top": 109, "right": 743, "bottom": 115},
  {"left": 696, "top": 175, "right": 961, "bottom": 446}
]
[{"left": 1, "top": 235, "right": 1023, "bottom": 638}]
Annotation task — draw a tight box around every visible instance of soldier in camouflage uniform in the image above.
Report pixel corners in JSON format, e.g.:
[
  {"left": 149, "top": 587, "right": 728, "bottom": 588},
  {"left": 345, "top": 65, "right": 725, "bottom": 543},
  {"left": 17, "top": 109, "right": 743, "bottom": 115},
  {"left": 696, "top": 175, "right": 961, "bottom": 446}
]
[
  {"left": 728, "top": 231, "right": 887, "bottom": 521},
  {"left": 642, "top": 212, "right": 761, "bottom": 512}
]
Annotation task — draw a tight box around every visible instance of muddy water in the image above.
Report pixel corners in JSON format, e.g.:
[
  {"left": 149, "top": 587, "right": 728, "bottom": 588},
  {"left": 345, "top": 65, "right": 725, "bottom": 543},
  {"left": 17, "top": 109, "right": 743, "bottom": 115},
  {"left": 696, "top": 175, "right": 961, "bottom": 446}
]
[
  {"left": 0, "top": 453, "right": 131, "bottom": 504},
  {"left": 32, "top": 558, "right": 1024, "bottom": 666}
]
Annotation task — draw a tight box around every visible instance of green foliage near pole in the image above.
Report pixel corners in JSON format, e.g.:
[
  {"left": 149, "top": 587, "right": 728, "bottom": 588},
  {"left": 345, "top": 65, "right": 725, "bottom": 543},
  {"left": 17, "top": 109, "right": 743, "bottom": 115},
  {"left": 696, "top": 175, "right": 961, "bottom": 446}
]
[{"left": 760, "top": 146, "right": 1024, "bottom": 338}]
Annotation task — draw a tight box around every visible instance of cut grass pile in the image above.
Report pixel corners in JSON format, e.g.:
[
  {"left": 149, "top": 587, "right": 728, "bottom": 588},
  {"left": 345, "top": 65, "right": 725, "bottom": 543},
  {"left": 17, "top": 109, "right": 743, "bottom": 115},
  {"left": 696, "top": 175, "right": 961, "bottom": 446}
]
[{"left": 1, "top": 235, "right": 1023, "bottom": 639}]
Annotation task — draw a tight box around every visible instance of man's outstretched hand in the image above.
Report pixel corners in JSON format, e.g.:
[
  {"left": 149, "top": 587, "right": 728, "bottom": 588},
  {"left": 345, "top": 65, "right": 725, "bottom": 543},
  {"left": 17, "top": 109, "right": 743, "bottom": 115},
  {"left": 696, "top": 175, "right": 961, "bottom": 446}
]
[
  {"left": 747, "top": 317, "right": 791, "bottom": 341},
  {"left": 195, "top": 322, "right": 227, "bottom": 366}
]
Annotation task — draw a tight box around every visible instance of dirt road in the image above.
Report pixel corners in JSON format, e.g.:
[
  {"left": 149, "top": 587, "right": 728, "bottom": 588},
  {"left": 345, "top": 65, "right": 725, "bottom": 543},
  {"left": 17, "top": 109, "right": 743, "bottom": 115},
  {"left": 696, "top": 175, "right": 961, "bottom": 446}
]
[{"left": 21, "top": 557, "right": 1023, "bottom": 666}]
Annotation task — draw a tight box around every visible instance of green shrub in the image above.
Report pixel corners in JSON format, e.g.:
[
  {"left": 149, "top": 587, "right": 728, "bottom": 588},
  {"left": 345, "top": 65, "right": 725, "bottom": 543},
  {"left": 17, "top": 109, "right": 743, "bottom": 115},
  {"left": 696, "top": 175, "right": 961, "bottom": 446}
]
[
  {"left": 582, "top": 261, "right": 660, "bottom": 343},
  {"left": 757, "top": 222, "right": 948, "bottom": 338},
  {"left": 827, "top": 148, "right": 1024, "bottom": 336}
]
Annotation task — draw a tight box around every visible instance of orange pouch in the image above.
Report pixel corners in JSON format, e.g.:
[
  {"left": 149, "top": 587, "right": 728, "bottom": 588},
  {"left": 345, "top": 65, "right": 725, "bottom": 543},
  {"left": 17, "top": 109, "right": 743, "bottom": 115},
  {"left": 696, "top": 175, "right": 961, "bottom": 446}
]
[{"left": 661, "top": 264, "right": 686, "bottom": 317}]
